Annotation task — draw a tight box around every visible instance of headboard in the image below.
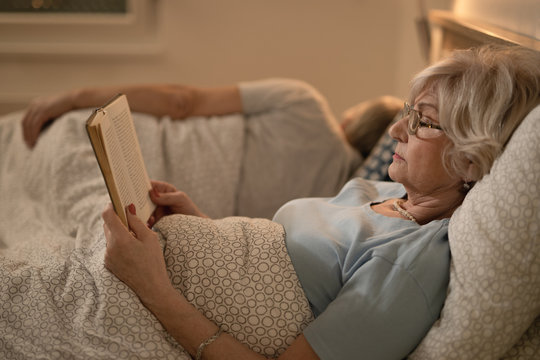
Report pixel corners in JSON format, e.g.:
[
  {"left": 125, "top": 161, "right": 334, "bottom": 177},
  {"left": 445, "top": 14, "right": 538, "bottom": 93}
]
[{"left": 428, "top": 10, "right": 540, "bottom": 63}]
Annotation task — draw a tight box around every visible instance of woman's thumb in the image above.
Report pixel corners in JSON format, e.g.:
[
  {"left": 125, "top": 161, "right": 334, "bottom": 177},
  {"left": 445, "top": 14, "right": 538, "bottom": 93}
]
[{"left": 126, "top": 204, "right": 150, "bottom": 237}]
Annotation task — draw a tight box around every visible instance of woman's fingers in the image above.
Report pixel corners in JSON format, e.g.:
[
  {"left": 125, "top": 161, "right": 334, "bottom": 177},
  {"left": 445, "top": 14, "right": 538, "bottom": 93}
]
[
  {"left": 21, "top": 109, "right": 41, "bottom": 148},
  {"left": 150, "top": 190, "right": 184, "bottom": 206},
  {"left": 125, "top": 204, "right": 154, "bottom": 240},
  {"left": 149, "top": 207, "right": 168, "bottom": 226},
  {"left": 149, "top": 180, "right": 206, "bottom": 218},
  {"left": 102, "top": 202, "right": 170, "bottom": 304},
  {"left": 149, "top": 186, "right": 188, "bottom": 211},
  {"left": 102, "top": 203, "right": 132, "bottom": 241},
  {"left": 27, "top": 120, "right": 47, "bottom": 148},
  {"left": 21, "top": 92, "right": 75, "bottom": 148},
  {"left": 150, "top": 180, "right": 177, "bottom": 194},
  {"left": 21, "top": 98, "right": 54, "bottom": 148}
]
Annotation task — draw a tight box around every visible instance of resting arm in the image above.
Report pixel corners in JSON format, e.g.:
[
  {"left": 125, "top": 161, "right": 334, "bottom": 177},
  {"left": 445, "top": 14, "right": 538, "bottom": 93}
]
[
  {"left": 22, "top": 84, "right": 242, "bottom": 147},
  {"left": 102, "top": 203, "right": 320, "bottom": 360},
  {"left": 73, "top": 84, "right": 242, "bottom": 118}
]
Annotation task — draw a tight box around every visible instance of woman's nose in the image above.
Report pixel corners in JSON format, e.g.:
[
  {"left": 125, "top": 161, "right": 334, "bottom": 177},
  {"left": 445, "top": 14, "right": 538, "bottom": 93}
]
[{"left": 388, "top": 116, "right": 409, "bottom": 143}]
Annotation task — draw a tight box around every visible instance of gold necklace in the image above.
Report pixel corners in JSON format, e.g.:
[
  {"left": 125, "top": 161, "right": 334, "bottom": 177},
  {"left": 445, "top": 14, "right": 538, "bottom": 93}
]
[{"left": 393, "top": 200, "right": 418, "bottom": 224}]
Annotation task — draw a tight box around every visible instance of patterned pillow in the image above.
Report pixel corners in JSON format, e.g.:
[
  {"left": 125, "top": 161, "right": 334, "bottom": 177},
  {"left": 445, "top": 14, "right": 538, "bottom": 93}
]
[{"left": 410, "top": 105, "right": 540, "bottom": 359}]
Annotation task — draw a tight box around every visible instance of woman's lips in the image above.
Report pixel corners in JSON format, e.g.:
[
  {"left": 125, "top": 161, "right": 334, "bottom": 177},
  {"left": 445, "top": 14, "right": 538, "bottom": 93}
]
[{"left": 393, "top": 153, "right": 404, "bottom": 161}]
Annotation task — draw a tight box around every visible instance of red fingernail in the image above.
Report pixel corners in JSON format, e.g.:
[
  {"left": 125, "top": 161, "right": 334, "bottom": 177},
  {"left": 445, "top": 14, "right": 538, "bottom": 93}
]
[{"left": 128, "top": 203, "right": 136, "bottom": 215}]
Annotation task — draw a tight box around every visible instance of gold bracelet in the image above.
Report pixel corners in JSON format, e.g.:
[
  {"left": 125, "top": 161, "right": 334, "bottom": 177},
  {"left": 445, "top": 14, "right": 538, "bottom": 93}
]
[{"left": 195, "top": 328, "right": 224, "bottom": 360}]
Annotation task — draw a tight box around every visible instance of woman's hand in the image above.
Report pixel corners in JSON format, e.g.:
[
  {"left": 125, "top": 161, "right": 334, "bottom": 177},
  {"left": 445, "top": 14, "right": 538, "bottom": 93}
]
[
  {"left": 102, "top": 202, "right": 320, "bottom": 360},
  {"left": 20, "top": 85, "right": 194, "bottom": 149},
  {"left": 147, "top": 180, "right": 208, "bottom": 227},
  {"left": 21, "top": 84, "right": 242, "bottom": 149},
  {"left": 102, "top": 203, "right": 173, "bottom": 305},
  {"left": 22, "top": 90, "right": 79, "bottom": 148}
]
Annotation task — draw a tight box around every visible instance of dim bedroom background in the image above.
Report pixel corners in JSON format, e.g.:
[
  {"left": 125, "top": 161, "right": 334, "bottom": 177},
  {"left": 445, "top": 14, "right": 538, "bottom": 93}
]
[{"left": 0, "top": 4, "right": 539, "bottom": 360}]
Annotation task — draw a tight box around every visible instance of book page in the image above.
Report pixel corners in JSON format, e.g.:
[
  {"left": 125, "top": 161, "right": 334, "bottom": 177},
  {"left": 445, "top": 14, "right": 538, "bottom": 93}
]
[{"left": 99, "top": 96, "right": 155, "bottom": 225}]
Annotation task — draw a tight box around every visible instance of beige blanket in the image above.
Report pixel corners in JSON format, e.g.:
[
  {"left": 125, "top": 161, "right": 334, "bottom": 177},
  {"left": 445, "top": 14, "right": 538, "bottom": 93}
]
[{"left": 155, "top": 215, "right": 314, "bottom": 357}]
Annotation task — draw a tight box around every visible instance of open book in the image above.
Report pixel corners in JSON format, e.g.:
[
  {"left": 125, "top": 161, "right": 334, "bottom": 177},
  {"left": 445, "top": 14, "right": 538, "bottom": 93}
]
[{"left": 86, "top": 94, "right": 155, "bottom": 227}]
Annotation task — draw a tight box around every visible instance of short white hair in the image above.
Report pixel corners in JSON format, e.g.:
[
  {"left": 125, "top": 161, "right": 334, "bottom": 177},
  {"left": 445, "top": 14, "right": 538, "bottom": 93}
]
[{"left": 409, "top": 44, "right": 540, "bottom": 182}]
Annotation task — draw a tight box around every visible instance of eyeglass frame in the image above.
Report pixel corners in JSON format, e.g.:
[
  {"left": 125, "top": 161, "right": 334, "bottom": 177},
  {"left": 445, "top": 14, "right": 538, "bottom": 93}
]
[{"left": 402, "top": 102, "right": 444, "bottom": 135}]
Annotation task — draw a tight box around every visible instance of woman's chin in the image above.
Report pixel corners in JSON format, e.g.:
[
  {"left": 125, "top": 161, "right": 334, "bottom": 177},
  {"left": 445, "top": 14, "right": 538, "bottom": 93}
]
[{"left": 387, "top": 163, "right": 401, "bottom": 183}]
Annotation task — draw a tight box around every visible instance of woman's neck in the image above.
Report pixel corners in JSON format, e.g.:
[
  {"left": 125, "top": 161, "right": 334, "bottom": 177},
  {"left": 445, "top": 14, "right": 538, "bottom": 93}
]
[{"left": 401, "top": 187, "right": 466, "bottom": 224}]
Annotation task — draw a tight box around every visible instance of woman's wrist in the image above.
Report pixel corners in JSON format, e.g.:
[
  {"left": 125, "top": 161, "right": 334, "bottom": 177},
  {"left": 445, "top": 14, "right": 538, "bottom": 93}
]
[
  {"left": 140, "top": 285, "right": 221, "bottom": 356},
  {"left": 139, "top": 282, "right": 179, "bottom": 313}
]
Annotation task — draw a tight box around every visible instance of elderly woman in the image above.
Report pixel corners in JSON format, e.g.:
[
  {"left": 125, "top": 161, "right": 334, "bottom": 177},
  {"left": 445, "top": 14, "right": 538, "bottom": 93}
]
[{"left": 97, "top": 44, "right": 540, "bottom": 360}]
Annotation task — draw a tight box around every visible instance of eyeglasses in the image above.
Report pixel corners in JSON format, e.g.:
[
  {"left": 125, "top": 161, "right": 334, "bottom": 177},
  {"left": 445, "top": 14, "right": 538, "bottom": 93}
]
[{"left": 402, "top": 102, "right": 443, "bottom": 136}]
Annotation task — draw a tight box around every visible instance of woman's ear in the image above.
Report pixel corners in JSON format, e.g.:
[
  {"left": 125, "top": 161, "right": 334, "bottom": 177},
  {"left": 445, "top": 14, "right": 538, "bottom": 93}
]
[{"left": 463, "top": 159, "right": 478, "bottom": 183}]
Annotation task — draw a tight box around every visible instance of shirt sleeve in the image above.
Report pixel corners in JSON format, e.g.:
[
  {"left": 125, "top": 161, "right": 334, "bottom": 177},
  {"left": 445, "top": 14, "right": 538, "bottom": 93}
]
[
  {"left": 303, "top": 253, "right": 448, "bottom": 360},
  {"left": 239, "top": 78, "right": 330, "bottom": 116},
  {"left": 237, "top": 78, "right": 345, "bottom": 148}
]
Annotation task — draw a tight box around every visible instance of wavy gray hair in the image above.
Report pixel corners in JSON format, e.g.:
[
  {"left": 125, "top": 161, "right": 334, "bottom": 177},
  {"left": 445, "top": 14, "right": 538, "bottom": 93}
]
[{"left": 409, "top": 44, "right": 540, "bottom": 182}]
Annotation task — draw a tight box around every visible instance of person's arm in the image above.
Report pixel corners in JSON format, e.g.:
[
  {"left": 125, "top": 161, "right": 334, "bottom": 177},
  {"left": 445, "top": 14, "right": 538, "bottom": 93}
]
[
  {"left": 22, "top": 84, "right": 242, "bottom": 148},
  {"left": 73, "top": 84, "right": 242, "bottom": 118},
  {"left": 142, "top": 282, "right": 318, "bottom": 360},
  {"left": 102, "top": 203, "right": 319, "bottom": 360}
]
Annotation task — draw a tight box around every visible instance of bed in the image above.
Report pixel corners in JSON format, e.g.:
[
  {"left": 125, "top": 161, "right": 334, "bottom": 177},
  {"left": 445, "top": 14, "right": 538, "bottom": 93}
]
[
  {"left": 0, "top": 10, "right": 539, "bottom": 359},
  {"left": 0, "top": 78, "right": 363, "bottom": 358}
]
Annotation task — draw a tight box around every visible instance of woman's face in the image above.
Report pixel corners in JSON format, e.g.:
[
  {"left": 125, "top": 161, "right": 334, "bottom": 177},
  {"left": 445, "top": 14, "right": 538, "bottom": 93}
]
[{"left": 388, "top": 90, "right": 461, "bottom": 196}]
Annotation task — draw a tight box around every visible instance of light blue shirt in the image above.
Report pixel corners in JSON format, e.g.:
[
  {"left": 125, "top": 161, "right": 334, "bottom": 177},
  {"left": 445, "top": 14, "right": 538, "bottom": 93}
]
[{"left": 273, "top": 178, "right": 450, "bottom": 360}]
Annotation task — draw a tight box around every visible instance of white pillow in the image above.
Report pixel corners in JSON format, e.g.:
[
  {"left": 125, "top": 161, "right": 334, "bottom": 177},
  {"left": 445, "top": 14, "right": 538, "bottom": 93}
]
[{"left": 410, "top": 104, "right": 540, "bottom": 359}]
